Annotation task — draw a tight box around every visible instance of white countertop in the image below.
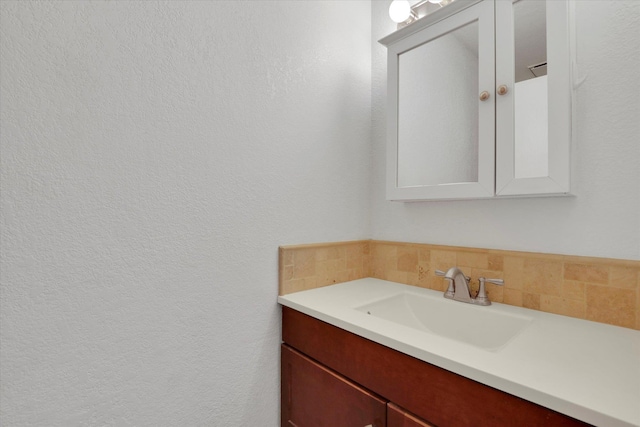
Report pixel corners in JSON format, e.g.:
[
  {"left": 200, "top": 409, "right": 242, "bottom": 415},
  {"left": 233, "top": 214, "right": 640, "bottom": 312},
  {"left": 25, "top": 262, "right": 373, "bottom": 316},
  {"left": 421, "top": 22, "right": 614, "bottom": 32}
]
[{"left": 278, "top": 278, "right": 640, "bottom": 427}]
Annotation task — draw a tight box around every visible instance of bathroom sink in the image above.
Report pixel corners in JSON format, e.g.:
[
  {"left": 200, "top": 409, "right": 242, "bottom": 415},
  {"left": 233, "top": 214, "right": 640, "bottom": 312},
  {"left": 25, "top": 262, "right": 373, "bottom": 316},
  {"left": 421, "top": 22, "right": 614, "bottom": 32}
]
[{"left": 355, "top": 291, "right": 533, "bottom": 351}]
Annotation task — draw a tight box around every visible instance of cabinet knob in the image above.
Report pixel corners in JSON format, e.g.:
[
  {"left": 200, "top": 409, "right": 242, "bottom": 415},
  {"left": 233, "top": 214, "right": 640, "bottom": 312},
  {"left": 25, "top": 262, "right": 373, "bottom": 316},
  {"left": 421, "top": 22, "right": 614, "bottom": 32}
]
[
  {"left": 497, "top": 84, "right": 509, "bottom": 95},
  {"left": 479, "top": 90, "right": 490, "bottom": 101}
]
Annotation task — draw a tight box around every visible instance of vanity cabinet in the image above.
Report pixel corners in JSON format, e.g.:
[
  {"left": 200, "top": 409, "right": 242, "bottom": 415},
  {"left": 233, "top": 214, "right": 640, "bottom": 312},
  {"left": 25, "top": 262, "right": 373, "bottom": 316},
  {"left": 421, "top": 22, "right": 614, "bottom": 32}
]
[
  {"left": 281, "top": 306, "right": 591, "bottom": 427},
  {"left": 380, "top": 0, "right": 573, "bottom": 201}
]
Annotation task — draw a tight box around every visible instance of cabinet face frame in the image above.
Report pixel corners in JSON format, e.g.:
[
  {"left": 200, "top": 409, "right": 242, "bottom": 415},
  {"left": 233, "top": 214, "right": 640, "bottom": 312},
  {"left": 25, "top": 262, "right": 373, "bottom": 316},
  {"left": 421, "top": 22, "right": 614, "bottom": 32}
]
[
  {"left": 495, "top": 0, "right": 574, "bottom": 196},
  {"left": 384, "top": 0, "right": 496, "bottom": 201}
]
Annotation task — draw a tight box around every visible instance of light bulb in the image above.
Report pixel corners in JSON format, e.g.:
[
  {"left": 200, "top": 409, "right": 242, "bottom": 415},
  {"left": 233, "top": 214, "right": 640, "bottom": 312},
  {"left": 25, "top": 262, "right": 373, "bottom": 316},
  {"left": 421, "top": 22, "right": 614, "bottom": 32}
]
[
  {"left": 428, "top": 0, "right": 444, "bottom": 3},
  {"left": 389, "top": 0, "right": 411, "bottom": 23}
]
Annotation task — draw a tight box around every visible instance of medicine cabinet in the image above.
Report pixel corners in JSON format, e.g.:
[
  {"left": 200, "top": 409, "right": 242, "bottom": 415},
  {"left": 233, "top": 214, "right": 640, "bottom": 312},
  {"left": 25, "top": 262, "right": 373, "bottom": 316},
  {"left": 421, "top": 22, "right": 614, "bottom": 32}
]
[{"left": 380, "top": 0, "right": 574, "bottom": 201}]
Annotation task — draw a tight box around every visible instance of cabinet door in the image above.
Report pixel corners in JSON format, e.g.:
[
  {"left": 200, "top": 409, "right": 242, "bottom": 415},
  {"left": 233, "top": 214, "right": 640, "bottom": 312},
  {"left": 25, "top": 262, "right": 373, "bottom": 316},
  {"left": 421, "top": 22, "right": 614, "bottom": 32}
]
[
  {"left": 383, "top": 0, "right": 495, "bottom": 201},
  {"left": 387, "top": 403, "right": 436, "bottom": 427},
  {"left": 281, "top": 344, "right": 387, "bottom": 427},
  {"left": 495, "top": 0, "right": 573, "bottom": 196}
]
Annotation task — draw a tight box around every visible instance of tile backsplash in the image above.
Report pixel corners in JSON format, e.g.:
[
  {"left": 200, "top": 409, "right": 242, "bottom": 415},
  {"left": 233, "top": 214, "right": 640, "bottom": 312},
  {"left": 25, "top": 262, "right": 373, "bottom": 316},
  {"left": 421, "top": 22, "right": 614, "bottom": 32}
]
[{"left": 279, "top": 240, "right": 640, "bottom": 330}]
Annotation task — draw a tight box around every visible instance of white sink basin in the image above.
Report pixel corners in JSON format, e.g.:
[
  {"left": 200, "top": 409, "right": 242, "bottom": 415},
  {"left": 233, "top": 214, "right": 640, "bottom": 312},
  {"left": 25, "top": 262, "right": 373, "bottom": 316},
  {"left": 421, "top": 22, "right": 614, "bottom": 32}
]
[{"left": 355, "top": 291, "right": 533, "bottom": 351}]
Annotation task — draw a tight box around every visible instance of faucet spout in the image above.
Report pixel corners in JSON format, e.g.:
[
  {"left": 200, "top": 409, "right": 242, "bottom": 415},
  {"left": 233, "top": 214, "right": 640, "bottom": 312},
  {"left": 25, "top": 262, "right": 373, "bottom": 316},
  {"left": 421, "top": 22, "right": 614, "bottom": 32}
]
[{"left": 444, "top": 267, "right": 473, "bottom": 303}]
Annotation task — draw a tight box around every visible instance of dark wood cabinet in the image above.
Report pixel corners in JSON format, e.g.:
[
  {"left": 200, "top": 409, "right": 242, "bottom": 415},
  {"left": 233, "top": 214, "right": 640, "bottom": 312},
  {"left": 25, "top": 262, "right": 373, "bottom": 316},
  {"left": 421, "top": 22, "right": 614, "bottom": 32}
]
[
  {"left": 387, "top": 403, "right": 436, "bottom": 427},
  {"left": 281, "top": 344, "right": 387, "bottom": 427},
  {"left": 282, "top": 306, "right": 592, "bottom": 427}
]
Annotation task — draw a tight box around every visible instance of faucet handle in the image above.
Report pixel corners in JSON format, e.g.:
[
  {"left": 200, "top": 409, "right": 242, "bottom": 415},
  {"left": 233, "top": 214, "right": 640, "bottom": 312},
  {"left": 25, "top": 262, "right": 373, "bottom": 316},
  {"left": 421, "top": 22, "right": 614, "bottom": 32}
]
[
  {"left": 476, "top": 277, "right": 504, "bottom": 306},
  {"left": 481, "top": 278, "right": 504, "bottom": 286}
]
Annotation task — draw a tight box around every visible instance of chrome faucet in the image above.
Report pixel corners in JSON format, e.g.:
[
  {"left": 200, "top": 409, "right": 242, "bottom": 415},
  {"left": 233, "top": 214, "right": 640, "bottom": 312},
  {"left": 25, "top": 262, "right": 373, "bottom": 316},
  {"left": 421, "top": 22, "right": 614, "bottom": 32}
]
[
  {"left": 444, "top": 267, "right": 473, "bottom": 303},
  {"left": 435, "top": 267, "right": 504, "bottom": 306}
]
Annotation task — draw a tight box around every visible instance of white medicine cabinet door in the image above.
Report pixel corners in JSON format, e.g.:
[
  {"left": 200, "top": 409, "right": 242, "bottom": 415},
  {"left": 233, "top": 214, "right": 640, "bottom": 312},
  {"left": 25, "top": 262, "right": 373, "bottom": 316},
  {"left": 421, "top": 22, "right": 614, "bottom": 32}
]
[
  {"left": 384, "top": 0, "right": 496, "bottom": 201},
  {"left": 495, "top": 0, "right": 573, "bottom": 196},
  {"left": 380, "top": 0, "right": 573, "bottom": 202}
]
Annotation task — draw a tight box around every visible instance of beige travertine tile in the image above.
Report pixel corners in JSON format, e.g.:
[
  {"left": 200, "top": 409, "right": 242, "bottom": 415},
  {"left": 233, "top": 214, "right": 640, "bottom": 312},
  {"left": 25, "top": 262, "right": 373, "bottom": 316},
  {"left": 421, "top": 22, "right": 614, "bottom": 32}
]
[
  {"left": 372, "top": 242, "right": 397, "bottom": 259},
  {"left": 280, "top": 241, "right": 370, "bottom": 295},
  {"left": 345, "top": 244, "right": 362, "bottom": 260},
  {"left": 282, "top": 251, "right": 294, "bottom": 266},
  {"left": 563, "top": 299, "right": 586, "bottom": 319},
  {"left": 363, "top": 257, "right": 371, "bottom": 276},
  {"left": 488, "top": 254, "right": 504, "bottom": 271},
  {"left": 430, "top": 250, "right": 457, "bottom": 272},
  {"left": 362, "top": 241, "right": 371, "bottom": 255},
  {"left": 282, "top": 278, "right": 314, "bottom": 294},
  {"left": 302, "top": 277, "right": 319, "bottom": 291},
  {"left": 471, "top": 268, "right": 503, "bottom": 280},
  {"left": 406, "top": 271, "right": 419, "bottom": 286},
  {"left": 397, "top": 246, "right": 418, "bottom": 273},
  {"left": 523, "top": 293, "right": 540, "bottom": 310},
  {"left": 586, "top": 285, "right": 635, "bottom": 329},
  {"left": 368, "top": 256, "right": 384, "bottom": 276},
  {"left": 457, "top": 251, "right": 488, "bottom": 269},
  {"left": 280, "top": 279, "right": 293, "bottom": 295},
  {"left": 416, "top": 263, "right": 430, "bottom": 287},
  {"left": 384, "top": 252, "right": 398, "bottom": 271},
  {"left": 282, "top": 265, "right": 294, "bottom": 281},
  {"left": 316, "top": 260, "right": 339, "bottom": 287},
  {"left": 484, "top": 282, "right": 504, "bottom": 303},
  {"left": 279, "top": 240, "right": 640, "bottom": 330},
  {"left": 292, "top": 248, "right": 316, "bottom": 279},
  {"left": 370, "top": 260, "right": 386, "bottom": 280},
  {"left": 346, "top": 256, "right": 362, "bottom": 270},
  {"left": 609, "top": 266, "right": 638, "bottom": 289},
  {"left": 523, "top": 258, "right": 563, "bottom": 296},
  {"left": 346, "top": 268, "right": 362, "bottom": 282},
  {"left": 503, "top": 256, "right": 524, "bottom": 290},
  {"left": 503, "top": 288, "right": 523, "bottom": 306},
  {"left": 430, "top": 275, "right": 449, "bottom": 292},
  {"left": 562, "top": 280, "right": 585, "bottom": 301},
  {"left": 564, "top": 263, "right": 608, "bottom": 284},
  {"left": 563, "top": 254, "right": 639, "bottom": 268},
  {"left": 387, "top": 270, "right": 408, "bottom": 284},
  {"left": 418, "top": 247, "right": 431, "bottom": 263},
  {"left": 540, "top": 295, "right": 564, "bottom": 315},
  {"left": 316, "top": 246, "right": 341, "bottom": 262}
]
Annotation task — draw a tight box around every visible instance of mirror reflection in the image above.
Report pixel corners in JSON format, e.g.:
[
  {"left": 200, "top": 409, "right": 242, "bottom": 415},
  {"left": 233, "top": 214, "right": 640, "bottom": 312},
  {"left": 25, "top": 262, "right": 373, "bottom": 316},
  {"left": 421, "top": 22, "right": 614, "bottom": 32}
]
[
  {"left": 397, "top": 21, "right": 479, "bottom": 188},
  {"left": 513, "top": 0, "right": 548, "bottom": 179}
]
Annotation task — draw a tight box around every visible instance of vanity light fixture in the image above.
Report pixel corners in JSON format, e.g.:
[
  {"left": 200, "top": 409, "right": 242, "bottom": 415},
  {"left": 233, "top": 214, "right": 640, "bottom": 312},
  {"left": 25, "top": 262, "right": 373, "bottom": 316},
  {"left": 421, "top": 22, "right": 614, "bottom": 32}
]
[
  {"left": 388, "top": 0, "right": 415, "bottom": 24},
  {"left": 389, "top": 0, "right": 456, "bottom": 26}
]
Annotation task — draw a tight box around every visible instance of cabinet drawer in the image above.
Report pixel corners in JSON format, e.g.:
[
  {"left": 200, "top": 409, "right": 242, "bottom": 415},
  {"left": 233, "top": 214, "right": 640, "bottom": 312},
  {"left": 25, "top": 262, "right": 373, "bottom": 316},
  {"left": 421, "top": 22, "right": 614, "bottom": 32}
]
[{"left": 282, "top": 344, "right": 387, "bottom": 427}]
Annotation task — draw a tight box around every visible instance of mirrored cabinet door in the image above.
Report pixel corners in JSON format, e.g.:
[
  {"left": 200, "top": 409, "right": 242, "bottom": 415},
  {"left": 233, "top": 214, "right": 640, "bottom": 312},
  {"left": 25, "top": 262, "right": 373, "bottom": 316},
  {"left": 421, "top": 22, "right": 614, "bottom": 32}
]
[
  {"left": 380, "top": 0, "right": 573, "bottom": 201},
  {"left": 495, "top": 0, "right": 573, "bottom": 196},
  {"left": 385, "top": 0, "right": 495, "bottom": 201}
]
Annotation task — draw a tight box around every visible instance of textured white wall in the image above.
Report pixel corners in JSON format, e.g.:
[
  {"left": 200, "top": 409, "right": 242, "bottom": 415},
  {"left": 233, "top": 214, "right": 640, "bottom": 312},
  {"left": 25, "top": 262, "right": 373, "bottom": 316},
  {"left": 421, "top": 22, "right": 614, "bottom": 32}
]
[
  {"left": 0, "top": 1, "right": 371, "bottom": 425},
  {"left": 371, "top": 0, "right": 640, "bottom": 260},
  {"left": 2, "top": 0, "right": 638, "bottom": 425}
]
